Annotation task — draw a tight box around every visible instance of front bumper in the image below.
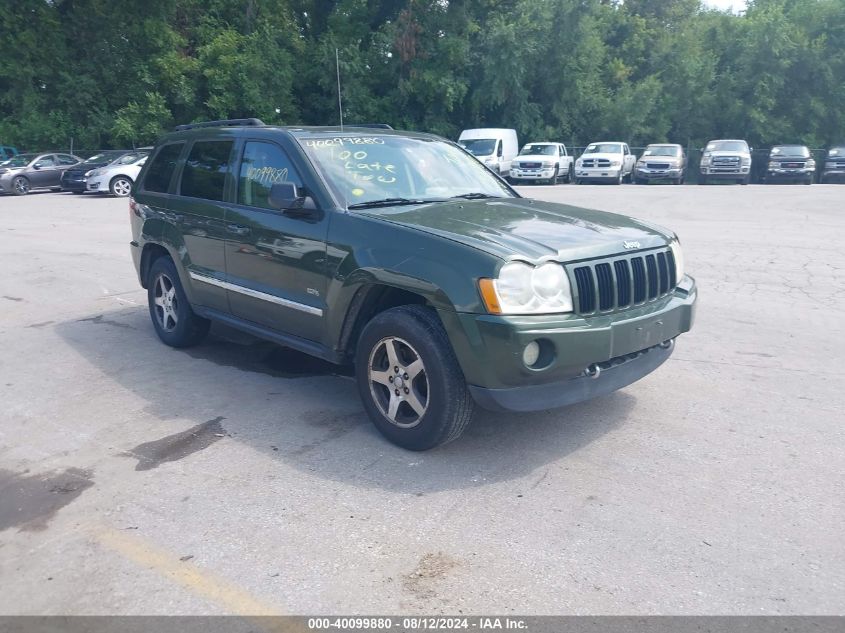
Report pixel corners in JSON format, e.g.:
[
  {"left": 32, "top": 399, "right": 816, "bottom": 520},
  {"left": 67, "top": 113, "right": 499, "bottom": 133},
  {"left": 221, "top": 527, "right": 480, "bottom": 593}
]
[
  {"left": 635, "top": 167, "right": 683, "bottom": 179},
  {"left": 87, "top": 175, "right": 107, "bottom": 191},
  {"left": 511, "top": 167, "right": 556, "bottom": 181},
  {"left": 576, "top": 167, "right": 621, "bottom": 182},
  {"left": 766, "top": 167, "right": 814, "bottom": 181},
  {"left": 441, "top": 276, "right": 697, "bottom": 412},
  {"left": 61, "top": 174, "right": 88, "bottom": 191},
  {"left": 822, "top": 169, "right": 845, "bottom": 181},
  {"left": 700, "top": 166, "right": 750, "bottom": 179}
]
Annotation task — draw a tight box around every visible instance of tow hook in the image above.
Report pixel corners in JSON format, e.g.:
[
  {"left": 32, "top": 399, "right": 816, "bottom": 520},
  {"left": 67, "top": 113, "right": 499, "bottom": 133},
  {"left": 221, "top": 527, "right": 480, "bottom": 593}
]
[{"left": 585, "top": 364, "right": 601, "bottom": 380}]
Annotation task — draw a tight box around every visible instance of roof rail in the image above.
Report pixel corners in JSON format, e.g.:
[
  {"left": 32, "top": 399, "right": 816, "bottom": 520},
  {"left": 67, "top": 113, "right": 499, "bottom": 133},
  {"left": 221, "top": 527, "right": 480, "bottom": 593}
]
[
  {"left": 346, "top": 123, "right": 393, "bottom": 130},
  {"left": 173, "top": 118, "right": 266, "bottom": 132}
]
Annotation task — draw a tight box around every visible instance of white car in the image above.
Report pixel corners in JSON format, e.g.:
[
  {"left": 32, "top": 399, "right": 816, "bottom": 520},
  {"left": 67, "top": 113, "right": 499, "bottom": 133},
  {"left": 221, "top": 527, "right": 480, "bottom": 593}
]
[
  {"left": 510, "top": 142, "right": 574, "bottom": 184},
  {"left": 86, "top": 151, "right": 149, "bottom": 197},
  {"left": 575, "top": 142, "right": 636, "bottom": 184}
]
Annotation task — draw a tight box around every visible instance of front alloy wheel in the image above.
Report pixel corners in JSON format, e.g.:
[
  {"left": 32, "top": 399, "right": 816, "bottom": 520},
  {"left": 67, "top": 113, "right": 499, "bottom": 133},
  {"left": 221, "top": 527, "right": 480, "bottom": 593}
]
[
  {"left": 12, "top": 176, "right": 30, "bottom": 195},
  {"left": 110, "top": 176, "right": 132, "bottom": 197},
  {"left": 355, "top": 305, "right": 474, "bottom": 450},
  {"left": 368, "top": 337, "right": 429, "bottom": 428}
]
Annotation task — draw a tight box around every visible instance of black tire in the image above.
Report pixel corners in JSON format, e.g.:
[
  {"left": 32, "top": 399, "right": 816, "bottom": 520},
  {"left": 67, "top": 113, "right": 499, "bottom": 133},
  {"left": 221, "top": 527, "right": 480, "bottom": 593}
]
[
  {"left": 804, "top": 177, "right": 813, "bottom": 185},
  {"left": 615, "top": 171, "right": 623, "bottom": 185},
  {"left": 740, "top": 176, "right": 750, "bottom": 185},
  {"left": 72, "top": 191, "right": 84, "bottom": 195},
  {"left": 11, "top": 176, "right": 30, "bottom": 196},
  {"left": 146, "top": 256, "right": 210, "bottom": 348},
  {"left": 549, "top": 166, "right": 559, "bottom": 185},
  {"left": 700, "top": 176, "right": 709, "bottom": 185},
  {"left": 575, "top": 178, "right": 583, "bottom": 185},
  {"left": 355, "top": 305, "right": 474, "bottom": 451},
  {"left": 565, "top": 164, "right": 574, "bottom": 183},
  {"left": 109, "top": 175, "right": 133, "bottom": 197}
]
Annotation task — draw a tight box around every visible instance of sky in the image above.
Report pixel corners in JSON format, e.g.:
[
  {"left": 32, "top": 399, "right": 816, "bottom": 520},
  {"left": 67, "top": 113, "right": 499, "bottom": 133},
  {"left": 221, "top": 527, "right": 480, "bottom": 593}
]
[{"left": 703, "top": 0, "right": 748, "bottom": 11}]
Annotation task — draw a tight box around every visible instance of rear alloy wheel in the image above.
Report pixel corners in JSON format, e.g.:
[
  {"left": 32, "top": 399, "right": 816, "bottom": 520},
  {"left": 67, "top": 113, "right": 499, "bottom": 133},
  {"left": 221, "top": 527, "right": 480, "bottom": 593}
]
[
  {"left": 110, "top": 176, "right": 133, "bottom": 197},
  {"left": 12, "top": 176, "right": 30, "bottom": 196},
  {"left": 356, "top": 305, "right": 474, "bottom": 450},
  {"left": 147, "top": 256, "right": 210, "bottom": 348}
]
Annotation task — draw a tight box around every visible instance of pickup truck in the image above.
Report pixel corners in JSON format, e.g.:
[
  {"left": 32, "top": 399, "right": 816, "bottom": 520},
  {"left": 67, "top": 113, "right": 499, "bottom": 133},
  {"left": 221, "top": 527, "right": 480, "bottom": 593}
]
[
  {"left": 510, "top": 142, "right": 574, "bottom": 184},
  {"left": 574, "top": 142, "right": 636, "bottom": 184},
  {"left": 699, "top": 139, "right": 752, "bottom": 185}
]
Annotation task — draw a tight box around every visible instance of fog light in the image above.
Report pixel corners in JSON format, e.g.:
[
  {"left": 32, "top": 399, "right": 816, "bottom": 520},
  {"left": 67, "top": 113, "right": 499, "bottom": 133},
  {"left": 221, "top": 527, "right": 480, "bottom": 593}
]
[{"left": 522, "top": 341, "right": 540, "bottom": 367}]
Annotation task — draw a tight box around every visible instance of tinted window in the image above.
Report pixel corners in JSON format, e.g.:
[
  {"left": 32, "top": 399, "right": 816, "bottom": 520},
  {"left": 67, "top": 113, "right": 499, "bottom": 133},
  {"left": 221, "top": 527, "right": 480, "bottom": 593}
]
[
  {"left": 180, "top": 141, "right": 233, "bottom": 201},
  {"left": 57, "top": 155, "right": 78, "bottom": 165},
  {"left": 35, "top": 156, "right": 56, "bottom": 167},
  {"left": 238, "top": 142, "right": 302, "bottom": 210},
  {"left": 144, "top": 143, "right": 184, "bottom": 193}
]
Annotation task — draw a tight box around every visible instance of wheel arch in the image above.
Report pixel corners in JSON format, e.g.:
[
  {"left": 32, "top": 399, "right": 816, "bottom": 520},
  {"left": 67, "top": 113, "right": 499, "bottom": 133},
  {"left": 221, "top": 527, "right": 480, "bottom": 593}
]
[{"left": 335, "top": 282, "right": 436, "bottom": 361}]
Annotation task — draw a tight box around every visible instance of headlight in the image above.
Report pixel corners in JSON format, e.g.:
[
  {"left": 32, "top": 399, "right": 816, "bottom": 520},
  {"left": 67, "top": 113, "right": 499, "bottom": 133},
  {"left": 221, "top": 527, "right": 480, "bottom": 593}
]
[
  {"left": 542, "top": 162, "right": 554, "bottom": 168},
  {"left": 575, "top": 160, "right": 582, "bottom": 168},
  {"left": 610, "top": 160, "right": 621, "bottom": 167},
  {"left": 741, "top": 157, "right": 751, "bottom": 166},
  {"left": 768, "top": 162, "right": 778, "bottom": 169},
  {"left": 669, "top": 240, "right": 685, "bottom": 282},
  {"left": 89, "top": 169, "right": 102, "bottom": 177},
  {"left": 479, "top": 261, "right": 573, "bottom": 315},
  {"left": 806, "top": 159, "right": 816, "bottom": 169}
]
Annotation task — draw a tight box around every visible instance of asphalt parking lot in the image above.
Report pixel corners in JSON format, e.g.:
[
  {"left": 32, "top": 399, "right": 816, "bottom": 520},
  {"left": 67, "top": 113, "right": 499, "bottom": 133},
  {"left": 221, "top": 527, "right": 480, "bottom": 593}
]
[{"left": 1, "top": 184, "right": 843, "bottom": 615}]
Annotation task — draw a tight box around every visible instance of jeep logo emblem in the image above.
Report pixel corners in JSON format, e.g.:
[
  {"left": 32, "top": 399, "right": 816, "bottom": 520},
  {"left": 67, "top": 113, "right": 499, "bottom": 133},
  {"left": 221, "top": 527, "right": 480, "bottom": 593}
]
[{"left": 623, "top": 241, "right": 640, "bottom": 250}]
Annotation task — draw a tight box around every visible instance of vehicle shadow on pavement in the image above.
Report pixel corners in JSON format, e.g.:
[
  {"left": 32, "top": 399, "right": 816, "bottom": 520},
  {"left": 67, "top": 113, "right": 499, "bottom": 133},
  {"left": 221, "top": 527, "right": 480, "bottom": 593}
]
[{"left": 55, "top": 306, "right": 635, "bottom": 493}]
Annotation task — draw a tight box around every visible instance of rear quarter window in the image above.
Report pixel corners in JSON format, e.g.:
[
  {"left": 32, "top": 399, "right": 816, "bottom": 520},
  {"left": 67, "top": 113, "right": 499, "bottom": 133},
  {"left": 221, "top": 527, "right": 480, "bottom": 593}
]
[
  {"left": 180, "top": 140, "right": 234, "bottom": 202},
  {"left": 143, "top": 143, "right": 185, "bottom": 193}
]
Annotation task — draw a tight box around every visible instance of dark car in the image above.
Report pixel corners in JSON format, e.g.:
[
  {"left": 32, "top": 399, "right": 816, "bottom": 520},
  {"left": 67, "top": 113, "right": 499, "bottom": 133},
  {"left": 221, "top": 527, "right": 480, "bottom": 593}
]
[
  {"left": 820, "top": 146, "right": 845, "bottom": 183},
  {"left": 60, "top": 150, "right": 135, "bottom": 194},
  {"left": 764, "top": 145, "right": 815, "bottom": 184},
  {"left": 0, "top": 152, "right": 81, "bottom": 195},
  {"left": 129, "top": 119, "right": 697, "bottom": 450}
]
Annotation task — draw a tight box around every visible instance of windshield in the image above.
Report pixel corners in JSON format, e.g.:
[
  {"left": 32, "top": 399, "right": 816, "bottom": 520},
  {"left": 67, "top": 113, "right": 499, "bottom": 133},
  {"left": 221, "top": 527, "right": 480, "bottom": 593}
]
[
  {"left": 770, "top": 146, "right": 810, "bottom": 158},
  {"left": 584, "top": 143, "right": 622, "bottom": 154},
  {"left": 111, "top": 152, "right": 148, "bottom": 166},
  {"left": 643, "top": 146, "right": 681, "bottom": 157},
  {"left": 827, "top": 147, "right": 845, "bottom": 158},
  {"left": 2, "top": 154, "right": 36, "bottom": 167},
  {"left": 82, "top": 152, "right": 123, "bottom": 165},
  {"left": 298, "top": 134, "right": 514, "bottom": 208},
  {"left": 459, "top": 139, "right": 496, "bottom": 156},
  {"left": 706, "top": 141, "right": 748, "bottom": 152},
  {"left": 519, "top": 144, "right": 557, "bottom": 156}
]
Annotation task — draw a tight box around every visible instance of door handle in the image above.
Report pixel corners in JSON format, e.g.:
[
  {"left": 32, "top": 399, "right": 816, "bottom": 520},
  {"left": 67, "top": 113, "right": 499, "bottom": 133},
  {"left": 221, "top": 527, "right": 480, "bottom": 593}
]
[{"left": 227, "top": 224, "right": 250, "bottom": 236}]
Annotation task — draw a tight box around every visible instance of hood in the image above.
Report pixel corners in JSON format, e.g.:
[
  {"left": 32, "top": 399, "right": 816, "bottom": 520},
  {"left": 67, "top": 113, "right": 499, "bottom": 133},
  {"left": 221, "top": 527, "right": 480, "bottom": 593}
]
[
  {"left": 578, "top": 153, "right": 621, "bottom": 162},
  {"left": 769, "top": 154, "right": 809, "bottom": 162},
  {"left": 358, "top": 199, "right": 672, "bottom": 262},
  {"left": 515, "top": 154, "right": 555, "bottom": 163},
  {"left": 705, "top": 149, "right": 749, "bottom": 157}
]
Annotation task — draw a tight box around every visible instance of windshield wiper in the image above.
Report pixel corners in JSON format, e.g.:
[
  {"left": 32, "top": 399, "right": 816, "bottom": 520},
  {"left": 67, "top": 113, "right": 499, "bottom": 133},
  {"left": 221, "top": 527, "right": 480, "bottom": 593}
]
[
  {"left": 347, "top": 197, "right": 443, "bottom": 210},
  {"left": 450, "top": 192, "right": 503, "bottom": 200}
]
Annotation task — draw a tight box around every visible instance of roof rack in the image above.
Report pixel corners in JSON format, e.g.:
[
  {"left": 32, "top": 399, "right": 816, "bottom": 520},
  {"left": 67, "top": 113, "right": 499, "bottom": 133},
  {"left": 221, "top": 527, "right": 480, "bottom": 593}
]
[
  {"left": 173, "top": 118, "right": 266, "bottom": 132},
  {"left": 346, "top": 123, "right": 393, "bottom": 130}
]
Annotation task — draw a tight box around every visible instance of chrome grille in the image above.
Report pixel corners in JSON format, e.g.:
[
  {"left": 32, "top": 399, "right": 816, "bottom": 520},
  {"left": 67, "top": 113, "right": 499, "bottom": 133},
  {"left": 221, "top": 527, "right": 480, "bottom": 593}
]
[
  {"left": 646, "top": 162, "right": 671, "bottom": 169},
  {"left": 571, "top": 248, "right": 677, "bottom": 315}
]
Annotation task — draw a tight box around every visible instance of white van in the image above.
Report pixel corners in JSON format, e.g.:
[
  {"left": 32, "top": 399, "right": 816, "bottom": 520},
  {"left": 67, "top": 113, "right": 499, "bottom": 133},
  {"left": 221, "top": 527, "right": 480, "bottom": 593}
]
[{"left": 458, "top": 128, "right": 519, "bottom": 178}]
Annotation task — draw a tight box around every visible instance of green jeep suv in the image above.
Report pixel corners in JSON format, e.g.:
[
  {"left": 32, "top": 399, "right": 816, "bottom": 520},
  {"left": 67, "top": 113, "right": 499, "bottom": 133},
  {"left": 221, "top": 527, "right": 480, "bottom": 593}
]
[{"left": 130, "top": 119, "right": 697, "bottom": 450}]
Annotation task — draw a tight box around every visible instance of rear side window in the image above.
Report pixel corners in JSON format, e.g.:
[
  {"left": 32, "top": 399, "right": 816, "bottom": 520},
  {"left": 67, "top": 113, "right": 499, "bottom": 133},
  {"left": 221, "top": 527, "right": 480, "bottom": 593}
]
[
  {"left": 180, "top": 140, "right": 234, "bottom": 202},
  {"left": 144, "top": 143, "right": 184, "bottom": 193},
  {"left": 237, "top": 141, "right": 302, "bottom": 210}
]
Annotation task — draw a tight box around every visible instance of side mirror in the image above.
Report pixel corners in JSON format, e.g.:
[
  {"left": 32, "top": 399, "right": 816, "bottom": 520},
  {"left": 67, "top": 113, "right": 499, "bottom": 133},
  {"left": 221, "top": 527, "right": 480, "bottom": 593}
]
[
  {"left": 268, "top": 182, "right": 306, "bottom": 211},
  {"left": 32, "top": 163, "right": 42, "bottom": 170}
]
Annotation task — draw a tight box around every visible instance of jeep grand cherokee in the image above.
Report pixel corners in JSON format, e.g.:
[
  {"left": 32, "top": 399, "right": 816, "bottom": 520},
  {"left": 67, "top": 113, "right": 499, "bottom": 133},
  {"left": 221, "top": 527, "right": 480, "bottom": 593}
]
[{"left": 129, "top": 119, "right": 697, "bottom": 450}]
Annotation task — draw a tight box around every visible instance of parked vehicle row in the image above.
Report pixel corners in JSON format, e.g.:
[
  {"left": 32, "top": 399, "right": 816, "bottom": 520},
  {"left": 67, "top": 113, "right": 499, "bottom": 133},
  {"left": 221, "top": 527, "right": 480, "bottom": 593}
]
[
  {"left": 456, "top": 128, "right": 843, "bottom": 185},
  {"left": 0, "top": 148, "right": 149, "bottom": 196}
]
